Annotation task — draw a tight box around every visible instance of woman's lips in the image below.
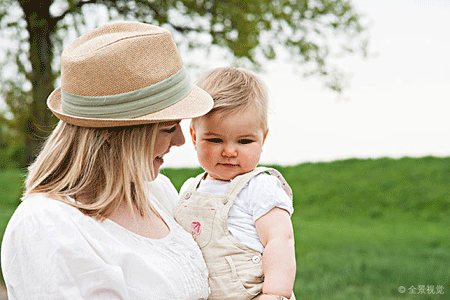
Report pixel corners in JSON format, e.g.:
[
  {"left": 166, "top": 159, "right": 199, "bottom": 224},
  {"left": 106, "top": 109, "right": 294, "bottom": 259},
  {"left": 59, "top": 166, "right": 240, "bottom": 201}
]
[{"left": 155, "top": 153, "right": 167, "bottom": 164}]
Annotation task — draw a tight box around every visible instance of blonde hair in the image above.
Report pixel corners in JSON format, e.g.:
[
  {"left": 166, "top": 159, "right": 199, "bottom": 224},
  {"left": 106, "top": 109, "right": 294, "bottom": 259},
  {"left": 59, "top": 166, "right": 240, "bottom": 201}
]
[
  {"left": 194, "top": 67, "right": 269, "bottom": 131},
  {"left": 24, "top": 121, "right": 159, "bottom": 220}
]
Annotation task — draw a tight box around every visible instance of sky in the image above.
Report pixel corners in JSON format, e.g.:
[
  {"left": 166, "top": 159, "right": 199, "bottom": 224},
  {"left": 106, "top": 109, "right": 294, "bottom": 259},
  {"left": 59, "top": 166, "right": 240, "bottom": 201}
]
[{"left": 163, "top": 0, "right": 450, "bottom": 168}]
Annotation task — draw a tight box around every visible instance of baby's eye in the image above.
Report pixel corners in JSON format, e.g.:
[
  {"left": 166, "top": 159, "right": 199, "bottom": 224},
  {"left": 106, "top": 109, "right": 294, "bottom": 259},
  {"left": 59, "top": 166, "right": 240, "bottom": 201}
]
[
  {"left": 239, "top": 139, "right": 254, "bottom": 144},
  {"left": 206, "top": 138, "right": 223, "bottom": 143}
]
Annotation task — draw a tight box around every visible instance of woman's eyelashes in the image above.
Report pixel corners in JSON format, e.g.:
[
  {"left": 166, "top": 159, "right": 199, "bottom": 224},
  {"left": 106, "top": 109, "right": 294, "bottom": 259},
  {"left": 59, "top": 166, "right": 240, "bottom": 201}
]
[{"left": 162, "top": 126, "right": 177, "bottom": 134}]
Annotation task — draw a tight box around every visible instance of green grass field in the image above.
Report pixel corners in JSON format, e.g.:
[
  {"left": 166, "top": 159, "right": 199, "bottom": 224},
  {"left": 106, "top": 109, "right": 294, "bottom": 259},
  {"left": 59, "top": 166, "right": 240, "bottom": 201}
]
[{"left": 1, "top": 157, "right": 450, "bottom": 299}]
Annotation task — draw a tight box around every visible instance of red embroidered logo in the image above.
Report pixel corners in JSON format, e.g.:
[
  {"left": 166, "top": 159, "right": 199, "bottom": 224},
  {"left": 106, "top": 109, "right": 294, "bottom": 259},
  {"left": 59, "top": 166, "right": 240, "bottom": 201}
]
[{"left": 191, "top": 221, "right": 201, "bottom": 236}]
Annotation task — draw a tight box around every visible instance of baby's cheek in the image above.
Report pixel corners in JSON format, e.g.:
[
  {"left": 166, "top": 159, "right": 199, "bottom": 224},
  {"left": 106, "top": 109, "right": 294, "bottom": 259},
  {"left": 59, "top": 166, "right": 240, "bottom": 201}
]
[
  {"left": 198, "top": 149, "right": 215, "bottom": 167},
  {"left": 248, "top": 152, "right": 262, "bottom": 166}
]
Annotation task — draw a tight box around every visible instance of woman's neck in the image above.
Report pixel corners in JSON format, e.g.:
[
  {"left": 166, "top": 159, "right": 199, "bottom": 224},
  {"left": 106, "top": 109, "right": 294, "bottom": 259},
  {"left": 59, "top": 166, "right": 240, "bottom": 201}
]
[{"left": 108, "top": 201, "right": 170, "bottom": 239}]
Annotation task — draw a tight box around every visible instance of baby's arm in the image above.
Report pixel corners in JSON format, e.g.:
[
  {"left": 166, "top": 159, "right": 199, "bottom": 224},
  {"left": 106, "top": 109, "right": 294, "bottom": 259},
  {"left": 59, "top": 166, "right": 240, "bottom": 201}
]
[{"left": 254, "top": 207, "right": 296, "bottom": 299}]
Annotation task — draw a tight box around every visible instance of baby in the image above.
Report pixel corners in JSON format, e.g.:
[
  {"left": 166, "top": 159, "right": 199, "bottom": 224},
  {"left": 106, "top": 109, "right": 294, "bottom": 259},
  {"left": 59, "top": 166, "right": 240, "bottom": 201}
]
[{"left": 175, "top": 67, "right": 296, "bottom": 300}]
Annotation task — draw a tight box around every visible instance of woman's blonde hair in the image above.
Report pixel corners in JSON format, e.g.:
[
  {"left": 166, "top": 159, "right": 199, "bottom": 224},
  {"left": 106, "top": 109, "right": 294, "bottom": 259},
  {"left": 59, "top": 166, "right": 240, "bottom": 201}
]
[
  {"left": 24, "top": 121, "right": 159, "bottom": 220},
  {"left": 194, "top": 67, "right": 269, "bottom": 131}
]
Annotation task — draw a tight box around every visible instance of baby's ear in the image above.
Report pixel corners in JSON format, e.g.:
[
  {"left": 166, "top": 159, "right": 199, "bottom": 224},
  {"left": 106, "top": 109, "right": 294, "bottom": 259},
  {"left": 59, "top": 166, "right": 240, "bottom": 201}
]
[
  {"left": 263, "top": 128, "right": 269, "bottom": 144},
  {"left": 189, "top": 124, "right": 197, "bottom": 147}
]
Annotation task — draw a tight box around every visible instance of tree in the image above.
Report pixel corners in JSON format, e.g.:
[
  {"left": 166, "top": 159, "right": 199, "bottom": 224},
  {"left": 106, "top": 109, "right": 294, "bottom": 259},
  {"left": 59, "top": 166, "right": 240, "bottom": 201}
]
[{"left": 0, "top": 0, "right": 369, "bottom": 167}]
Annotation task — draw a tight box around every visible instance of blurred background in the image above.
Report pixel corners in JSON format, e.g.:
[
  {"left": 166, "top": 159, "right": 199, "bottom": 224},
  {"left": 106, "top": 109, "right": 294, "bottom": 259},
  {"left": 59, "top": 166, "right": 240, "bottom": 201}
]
[{"left": 166, "top": 0, "right": 450, "bottom": 168}]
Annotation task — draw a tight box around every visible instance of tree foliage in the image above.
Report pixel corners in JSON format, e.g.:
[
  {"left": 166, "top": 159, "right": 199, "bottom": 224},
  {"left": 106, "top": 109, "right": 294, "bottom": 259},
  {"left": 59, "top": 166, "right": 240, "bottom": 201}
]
[{"left": 0, "top": 0, "right": 369, "bottom": 167}]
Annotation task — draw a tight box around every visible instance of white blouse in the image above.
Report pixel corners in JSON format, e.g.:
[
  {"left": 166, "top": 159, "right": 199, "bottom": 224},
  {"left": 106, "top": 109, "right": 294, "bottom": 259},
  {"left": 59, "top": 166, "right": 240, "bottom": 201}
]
[{"left": 1, "top": 175, "right": 209, "bottom": 300}]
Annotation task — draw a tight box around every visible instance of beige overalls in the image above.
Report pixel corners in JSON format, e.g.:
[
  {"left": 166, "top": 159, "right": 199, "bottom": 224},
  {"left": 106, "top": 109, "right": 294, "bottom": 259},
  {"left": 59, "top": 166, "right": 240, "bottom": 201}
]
[{"left": 174, "top": 167, "right": 293, "bottom": 300}]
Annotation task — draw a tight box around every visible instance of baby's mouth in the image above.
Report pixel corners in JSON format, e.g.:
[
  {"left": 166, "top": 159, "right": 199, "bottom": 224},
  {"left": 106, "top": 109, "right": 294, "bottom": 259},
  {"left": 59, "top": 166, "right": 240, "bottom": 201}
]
[{"left": 219, "top": 163, "right": 238, "bottom": 167}]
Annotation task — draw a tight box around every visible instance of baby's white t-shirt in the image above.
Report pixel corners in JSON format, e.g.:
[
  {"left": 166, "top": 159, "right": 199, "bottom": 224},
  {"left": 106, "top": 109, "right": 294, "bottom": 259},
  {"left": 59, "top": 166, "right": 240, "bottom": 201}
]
[{"left": 180, "top": 172, "right": 293, "bottom": 253}]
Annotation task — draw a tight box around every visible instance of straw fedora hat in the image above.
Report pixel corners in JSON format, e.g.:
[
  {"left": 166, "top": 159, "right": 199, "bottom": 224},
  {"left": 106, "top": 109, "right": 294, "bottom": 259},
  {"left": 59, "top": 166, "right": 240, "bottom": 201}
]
[{"left": 47, "top": 21, "right": 213, "bottom": 127}]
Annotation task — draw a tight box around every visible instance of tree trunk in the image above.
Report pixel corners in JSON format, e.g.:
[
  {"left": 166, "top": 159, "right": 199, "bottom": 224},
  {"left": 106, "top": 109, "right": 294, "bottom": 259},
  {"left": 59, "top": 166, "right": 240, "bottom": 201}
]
[{"left": 19, "top": 0, "right": 56, "bottom": 166}]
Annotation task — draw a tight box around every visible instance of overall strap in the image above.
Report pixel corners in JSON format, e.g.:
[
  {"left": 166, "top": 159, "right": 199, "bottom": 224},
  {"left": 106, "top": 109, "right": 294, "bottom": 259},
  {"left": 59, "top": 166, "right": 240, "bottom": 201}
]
[
  {"left": 185, "top": 172, "right": 207, "bottom": 193},
  {"left": 224, "top": 167, "right": 264, "bottom": 199}
]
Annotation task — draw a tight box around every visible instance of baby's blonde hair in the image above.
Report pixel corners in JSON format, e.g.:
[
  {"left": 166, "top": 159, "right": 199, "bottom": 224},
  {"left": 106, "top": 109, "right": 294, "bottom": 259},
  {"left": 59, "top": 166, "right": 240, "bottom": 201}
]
[
  {"left": 194, "top": 67, "right": 268, "bottom": 131},
  {"left": 24, "top": 121, "right": 159, "bottom": 220}
]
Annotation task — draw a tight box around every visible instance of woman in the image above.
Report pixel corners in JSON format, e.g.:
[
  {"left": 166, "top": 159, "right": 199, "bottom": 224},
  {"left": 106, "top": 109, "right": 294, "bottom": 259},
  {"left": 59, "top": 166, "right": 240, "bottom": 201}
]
[{"left": 1, "top": 21, "right": 213, "bottom": 299}]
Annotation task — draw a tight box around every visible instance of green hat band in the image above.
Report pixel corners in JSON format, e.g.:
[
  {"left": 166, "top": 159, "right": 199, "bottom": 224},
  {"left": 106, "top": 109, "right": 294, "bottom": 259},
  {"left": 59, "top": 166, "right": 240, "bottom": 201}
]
[{"left": 61, "top": 67, "right": 191, "bottom": 119}]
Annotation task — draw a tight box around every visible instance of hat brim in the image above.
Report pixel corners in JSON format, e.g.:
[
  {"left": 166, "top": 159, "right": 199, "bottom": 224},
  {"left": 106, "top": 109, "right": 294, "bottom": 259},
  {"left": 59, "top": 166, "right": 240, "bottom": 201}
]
[{"left": 47, "top": 85, "right": 213, "bottom": 128}]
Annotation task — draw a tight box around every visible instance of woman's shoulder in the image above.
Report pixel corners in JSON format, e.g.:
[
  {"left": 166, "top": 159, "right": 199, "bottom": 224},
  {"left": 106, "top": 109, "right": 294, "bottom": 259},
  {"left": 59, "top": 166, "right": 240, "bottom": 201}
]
[
  {"left": 6, "top": 194, "right": 80, "bottom": 230},
  {"left": 13, "top": 194, "right": 76, "bottom": 218}
]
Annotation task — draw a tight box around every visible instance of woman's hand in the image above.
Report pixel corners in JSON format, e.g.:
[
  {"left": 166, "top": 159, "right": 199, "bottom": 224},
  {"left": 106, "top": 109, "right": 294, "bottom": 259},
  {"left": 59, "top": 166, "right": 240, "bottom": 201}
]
[{"left": 254, "top": 294, "right": 290, "bottom": 300}]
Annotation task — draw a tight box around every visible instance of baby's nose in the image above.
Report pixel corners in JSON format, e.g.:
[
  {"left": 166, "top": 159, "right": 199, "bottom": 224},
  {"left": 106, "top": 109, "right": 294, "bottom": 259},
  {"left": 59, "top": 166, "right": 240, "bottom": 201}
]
[{"left": 222, "top": 145, "right": 237, "bottom": 157}]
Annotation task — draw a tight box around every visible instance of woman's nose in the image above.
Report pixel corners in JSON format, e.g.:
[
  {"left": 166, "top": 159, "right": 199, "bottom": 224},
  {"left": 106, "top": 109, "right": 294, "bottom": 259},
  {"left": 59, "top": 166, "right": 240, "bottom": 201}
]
[{"left": 171, "top": 124, "right": 185, "bottom": 146}]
